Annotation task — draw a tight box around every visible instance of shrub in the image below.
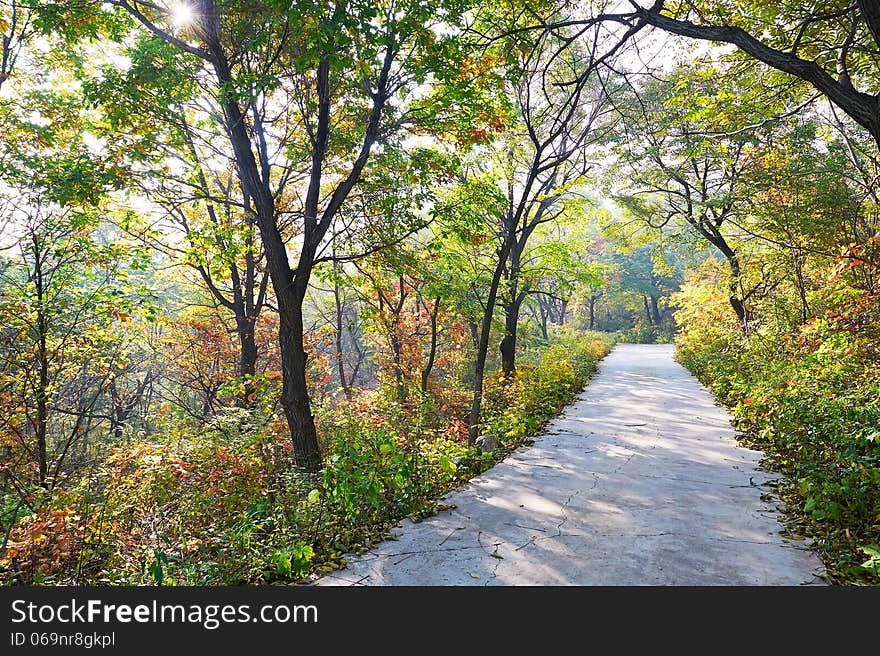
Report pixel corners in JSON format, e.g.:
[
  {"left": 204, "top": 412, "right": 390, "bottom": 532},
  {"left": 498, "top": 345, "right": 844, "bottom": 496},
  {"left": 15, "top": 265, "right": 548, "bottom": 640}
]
[
  {"left": 673, "top": 269, "right": 880, "bottom": 585},
  {"left": 1, "top": 333, "right": 615, "bottom": 585}
]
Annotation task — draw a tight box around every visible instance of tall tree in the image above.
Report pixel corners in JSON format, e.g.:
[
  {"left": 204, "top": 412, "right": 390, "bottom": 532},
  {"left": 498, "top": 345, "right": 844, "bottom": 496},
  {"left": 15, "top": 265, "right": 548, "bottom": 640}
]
[
  {"left": 91, "top": 0, "right": 468, "bottom": 469},
  {"left": 611, "top": 66, "right": 764, "bottom": 328},
  {"left": 440, "top": 21, "right": 621, "bottom": 443}
]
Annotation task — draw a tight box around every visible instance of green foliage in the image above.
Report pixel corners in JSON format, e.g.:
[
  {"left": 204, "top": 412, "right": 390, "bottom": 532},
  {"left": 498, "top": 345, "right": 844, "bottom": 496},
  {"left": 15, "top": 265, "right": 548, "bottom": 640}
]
[{"left": 483, "top": 334, "right": 614, "bottom": 448}]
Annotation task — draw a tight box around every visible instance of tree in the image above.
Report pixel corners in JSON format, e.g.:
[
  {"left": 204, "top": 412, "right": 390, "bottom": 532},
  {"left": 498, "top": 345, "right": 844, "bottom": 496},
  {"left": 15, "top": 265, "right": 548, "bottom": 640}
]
[
  {"left": 106, "top": 89, "right": 272, "bottom": 402},
  {"left": 611, "top": 65, "right": 764, "bottom": 328},
  {"left": 738, "top": 121, "right": 866, "bottom": 325},
  {"left": 0, "top": 205, "right": 143, "bottom": 490},
  {"left": 442, "top": 22, "right": 618, "bottom": 444},
  {"left": 350, "top": 249, "right": 437, "bottom": 404},
  {"left": 87, "top": 0, "right": 469, "bottom": 469}
]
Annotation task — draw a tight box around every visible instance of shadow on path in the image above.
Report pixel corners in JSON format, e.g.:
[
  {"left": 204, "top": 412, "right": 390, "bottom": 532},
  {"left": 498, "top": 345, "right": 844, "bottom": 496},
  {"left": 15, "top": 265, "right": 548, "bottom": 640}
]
[{"left": 315, "top": 344, "right": 825, "bottom": 586}]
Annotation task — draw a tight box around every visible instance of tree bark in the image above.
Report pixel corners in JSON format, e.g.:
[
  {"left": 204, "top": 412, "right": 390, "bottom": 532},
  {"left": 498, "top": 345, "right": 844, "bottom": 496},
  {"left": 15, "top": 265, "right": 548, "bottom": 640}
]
[
  {"left": 642, "top": 295, "right": 654, "bottom": 326},
  {"left": 650, "top": 294, "right": 662, "bottom": 326},
  {"left": 234, "top": 313, "right": 258, "bottom": 401},
  {"left": 278, "top": 281, "right": 321, "bottom": 470},
  {"left": 588, "top": 294, "right": 598, "bottom": 330},
  {"left": 724, "top": 251, "right": 748, "bottom": 329},
  {"left": 500, "top": 294, "right": 525, "bottom": 378},
  {"left": 34, "top": 240, "right": 48, "bottom": 489},
  {"left": 420, "top": 298, "right": 441, "bottom": 395}
]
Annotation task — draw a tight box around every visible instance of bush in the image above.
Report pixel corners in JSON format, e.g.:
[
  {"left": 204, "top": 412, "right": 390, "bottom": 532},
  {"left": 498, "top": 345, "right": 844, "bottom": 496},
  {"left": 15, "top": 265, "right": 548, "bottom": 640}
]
[
  {"left": 673, "top": 269, "right": 880, "bottom": 585},
  {"left": 1, "top": 333, "right": 615, "bottom": 585}
]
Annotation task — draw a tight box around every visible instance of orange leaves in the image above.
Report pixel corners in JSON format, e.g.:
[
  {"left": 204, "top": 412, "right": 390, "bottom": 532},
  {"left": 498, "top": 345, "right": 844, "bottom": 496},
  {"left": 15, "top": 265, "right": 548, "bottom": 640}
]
[
  {"left": 442, "top": 418, "right": 468, "bottom": 442},
  {"left": 828, "top": 237, "right": 880, "bottom": 281},
  {"left": 0, "top": 507, "right": 87, "bottom": 580},
  {"left": 455, "top": 52, "right": 503, "bottom": 82}
]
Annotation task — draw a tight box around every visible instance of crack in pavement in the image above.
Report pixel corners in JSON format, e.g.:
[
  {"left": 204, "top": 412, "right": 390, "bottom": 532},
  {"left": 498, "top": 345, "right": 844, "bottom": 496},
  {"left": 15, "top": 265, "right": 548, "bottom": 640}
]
[
  {"left": 476, "top": 530, "right": 505, "bottom": 586},
  {"left": 515, "top": 489, "right": 581, "bottom": 551},
  {"left": 505, "top": 522, "right": 548, "bottom": 532}
]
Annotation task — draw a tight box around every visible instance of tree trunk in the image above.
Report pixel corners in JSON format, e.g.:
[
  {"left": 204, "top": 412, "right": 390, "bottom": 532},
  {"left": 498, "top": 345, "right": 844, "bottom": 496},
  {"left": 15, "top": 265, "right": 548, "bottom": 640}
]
[
  {"left": 702, "top": 227, "right": 749, "bottom": 332},
  {"left": 35, "top": 328, "right": 48, "bottom": 488},
  {"left": 650, "top": 294, "right": 662, "bottom": 326},
  {"left": 792, "top": 253, "right": 809, "bottom": 325},
  {"left": 642, "top": 295, "right": 654, "bottom": 326},
  {"left": 390, "top": 330, "right": 406, "bottom": 404},
  {"left": 500, "top": 247, "right": 522, "bottom": 378},
  {"left": 420, "top": 298, "right": 441, "bottom": 395},
  {"left": 500, "top": 297, "right": 521, "bottom": 378},
  {"left": 724, "top": 252, "right": 748, "bottom": 331},
  {"left": 33, "top": 238, "right": 48, "bottom": 488},
  {"left": 467, "top": 321, "right": 479, "bottom": 350},
  {"left": 235, "top": 313, "right": 258, "bottom": 406},
  {"left": 278, "top": 291, "right": 321, "bottom": 470},
  {"left": 468, "top": 240, "right": 513, "bottom": 445}
]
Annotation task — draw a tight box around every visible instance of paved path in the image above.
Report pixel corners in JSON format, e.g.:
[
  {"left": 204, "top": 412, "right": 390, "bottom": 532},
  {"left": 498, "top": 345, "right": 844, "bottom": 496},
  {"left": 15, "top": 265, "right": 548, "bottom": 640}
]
[{"left": 316, "top": 344, "right": 825, "bottom": 585}]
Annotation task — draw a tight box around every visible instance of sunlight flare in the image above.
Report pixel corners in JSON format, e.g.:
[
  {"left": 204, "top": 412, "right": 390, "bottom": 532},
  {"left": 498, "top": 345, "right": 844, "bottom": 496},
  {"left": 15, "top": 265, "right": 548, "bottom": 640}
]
[{"left": 170, "top": 2, "right": 193, "bottom": 28}]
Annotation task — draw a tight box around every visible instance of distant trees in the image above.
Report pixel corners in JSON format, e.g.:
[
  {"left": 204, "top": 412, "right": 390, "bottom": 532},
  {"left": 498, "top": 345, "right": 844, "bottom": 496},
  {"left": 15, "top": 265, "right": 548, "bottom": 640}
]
[
  {"left": 0, "top": 205, "right": 138, "bottom": 491},
  {"left": 611, "top": 66, "right": 759, "bottom": 328}
]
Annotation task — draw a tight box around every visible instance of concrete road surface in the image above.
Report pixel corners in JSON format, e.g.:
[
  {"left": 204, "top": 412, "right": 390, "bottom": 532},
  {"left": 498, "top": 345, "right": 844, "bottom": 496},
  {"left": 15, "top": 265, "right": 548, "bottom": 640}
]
[{"left": 315, "top": 344, "right": 825, "bottom": 585}]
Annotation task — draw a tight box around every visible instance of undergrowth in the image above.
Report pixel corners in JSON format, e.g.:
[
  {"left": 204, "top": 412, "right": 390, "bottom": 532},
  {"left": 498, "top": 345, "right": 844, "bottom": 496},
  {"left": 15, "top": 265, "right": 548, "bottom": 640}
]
[{"left": 1, "top": 333, "right": 614, "bottom": 585}]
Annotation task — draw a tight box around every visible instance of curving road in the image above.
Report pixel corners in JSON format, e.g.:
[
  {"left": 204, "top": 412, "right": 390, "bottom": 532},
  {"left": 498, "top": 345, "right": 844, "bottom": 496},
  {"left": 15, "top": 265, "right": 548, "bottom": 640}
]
[{"left": 315, "top": 344, "right": 825, "bottom": 585}]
